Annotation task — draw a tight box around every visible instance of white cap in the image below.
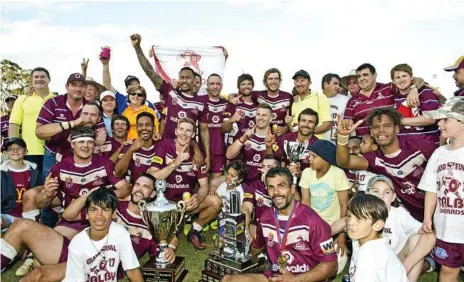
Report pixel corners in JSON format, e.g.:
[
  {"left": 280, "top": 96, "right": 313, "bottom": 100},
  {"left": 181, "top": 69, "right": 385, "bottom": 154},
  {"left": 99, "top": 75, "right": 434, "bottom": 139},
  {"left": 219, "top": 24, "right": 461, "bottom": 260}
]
[{"left": 100, "top": 90, "right": 116, "bottom": 101}]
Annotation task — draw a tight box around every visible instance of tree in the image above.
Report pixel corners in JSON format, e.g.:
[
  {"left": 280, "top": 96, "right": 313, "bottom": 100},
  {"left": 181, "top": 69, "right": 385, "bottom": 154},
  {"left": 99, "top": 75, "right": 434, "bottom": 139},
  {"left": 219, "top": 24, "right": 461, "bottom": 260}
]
[{"left": 1, "top": 59, "right": 31, "bottom": 112}]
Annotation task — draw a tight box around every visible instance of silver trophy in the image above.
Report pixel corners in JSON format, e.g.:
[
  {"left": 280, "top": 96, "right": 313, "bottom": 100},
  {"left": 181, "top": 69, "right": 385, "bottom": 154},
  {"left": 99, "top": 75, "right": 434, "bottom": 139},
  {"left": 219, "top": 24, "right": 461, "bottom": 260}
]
[
  {"left": 139, "top": 179, "right": 186, "bottom": 268},
  {"left": 285, "top": 141, "right": 307, "bottom": 184}
]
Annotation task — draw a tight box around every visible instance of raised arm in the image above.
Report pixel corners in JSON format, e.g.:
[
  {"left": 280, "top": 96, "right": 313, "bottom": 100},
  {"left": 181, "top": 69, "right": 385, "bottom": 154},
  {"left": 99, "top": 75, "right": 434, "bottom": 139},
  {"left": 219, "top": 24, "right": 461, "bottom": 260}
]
[{"left": 130, "top": 34, "right": 163, "bottom": 91}]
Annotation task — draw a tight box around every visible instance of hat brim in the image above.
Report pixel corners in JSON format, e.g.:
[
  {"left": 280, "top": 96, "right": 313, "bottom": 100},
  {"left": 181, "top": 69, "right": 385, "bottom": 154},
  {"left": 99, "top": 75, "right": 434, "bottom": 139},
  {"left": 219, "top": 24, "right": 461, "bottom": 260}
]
[
  {"left": 444, "top": 66, "right": 459, "bottom": 72},
  {"left": 100, "top": 93, "right": 116, "bottom": 102},
  {"left": 292, "top": 75, "right": 310, "bottom": 80},
  {"left": 340, "top": 75, "right": 357, "bottom": 90},
  {"left": 87, "top": 81, "right": 106, "bottom": 94},
  {"left": 422, "top": 109, "right": 449, "bottom": 119}
]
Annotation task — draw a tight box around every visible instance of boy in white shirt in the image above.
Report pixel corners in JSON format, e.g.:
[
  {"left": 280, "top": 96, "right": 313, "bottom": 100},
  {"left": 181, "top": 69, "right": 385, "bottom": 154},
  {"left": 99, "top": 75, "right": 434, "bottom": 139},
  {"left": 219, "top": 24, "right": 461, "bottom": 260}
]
[
  {"left": 346, "top": 193, "right": 408, "bottom": 282},
  {"left": 420, "top": 97, "right": 464, "bottom": 282},
  {"left": 65, "top": 188, "right": 143, "bottom": 282}
]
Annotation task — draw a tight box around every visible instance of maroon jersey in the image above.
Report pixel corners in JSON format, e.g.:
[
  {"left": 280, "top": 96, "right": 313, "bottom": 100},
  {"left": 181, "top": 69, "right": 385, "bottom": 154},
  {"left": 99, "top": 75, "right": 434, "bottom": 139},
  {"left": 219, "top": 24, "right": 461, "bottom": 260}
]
[
  {"left": 118, "top": 143, "right": 157, "bottom": 184},
  {"left": 252, "top": 90, "right": 293, "bottom": 127},
  {"left": 50, "top": 155, "right": 122, "bottom": 208},
  {"left": 223, "top": 99, "right": 258, "bottom": 144},
  {"left": 252, "top": 202, "right": 337, "bottom": 274},
  {"left": 159, "top": 81, "right": 208, "bottom": 139},
  {"left": 154, "top": 102, "right": 166, "bottom": 120},
  {"left": 394, "top": 87, "right": 440, "bottom": 145},
  {"left": 9, "top": 168, "right": 31, "bottom": 217},
  {"left": 239, "top": 134, "right": 267, "bottom": 181},
  {"left": 205, "top": 98, "right": 228, "bottom": 155},
  {"left": 363, "top": 137, "right": 435, "bottom": 221},
  {"left": 151, "top": 139, "right": 207, "bottom": 201},
  {"left": 36, "top": 94, "right": 105, "bottom": 153},
  {"left": 273, "top": 132, "right": 318, "bottom": 171},
  {"left": 344, "top": 83, "right": 395, "bottom": 136},
  {"left": 59, "top": 136, "right": 121, "bottom": 161},
  {"left": 115, "top": 201, "right": 158, "bottom": 259},
  {"left": 1, "top": 114, "right": 9, "bottom": 144},
  {"left": 243, "top": 180, "right": 272, "bottom": 221}
]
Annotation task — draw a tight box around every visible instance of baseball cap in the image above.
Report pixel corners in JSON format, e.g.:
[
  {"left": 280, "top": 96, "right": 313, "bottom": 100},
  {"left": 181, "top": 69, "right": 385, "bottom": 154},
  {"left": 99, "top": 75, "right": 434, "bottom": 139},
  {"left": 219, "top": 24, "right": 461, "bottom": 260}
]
[
  {"left": 308, "top": 140, "right": 337, "bottom": 166},
  {"left": 66, "top": 73, "right": 87, "bottom": 85},
  {"left": 444, "top": 56, "right": 464, "bottom": 72},
  {"left": 340, "top": 69, "right": 357, "bottom": 90},
  {"left": 100, "top": 90, "right": 116, "bottom": 102},
  {"left": 5, "top": 137, "right": 27, "bottom": 150},
  {"left": 124, "top": 75, "right": 140, "bottom": 87},
  {"left": 86, "top": 77, "right": 106, "bottom": 94},
  {"left": 367, "top": 175, "right": 395, "bottom": 192},
  {"left": 292, "top": 70, "right": 311, "bottom": 80},
  {"left": 5, "top": 95, "right": 18, "bottom": 102},
  {"left": 423, "top": 97, "right": 464, "bottom": 122}
]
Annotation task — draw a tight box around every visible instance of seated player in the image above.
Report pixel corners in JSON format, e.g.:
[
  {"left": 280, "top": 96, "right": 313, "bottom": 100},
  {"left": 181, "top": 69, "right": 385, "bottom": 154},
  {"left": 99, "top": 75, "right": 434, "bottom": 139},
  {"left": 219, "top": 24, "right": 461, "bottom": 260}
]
[
  {"left": 351, "top": 134, "right": 379, "bottom": 193},
  {"left": 65, "top": 188, "right": 143, "bottom": 281},
  {"left": 148, "top": 117, "right": 222, "bottom": 250},
  {"left": 241, "top": 155, "right": 280, "bottom": 241},
  {"left": 223, "top": 167, "right": 338, "bottom": 282},
  {"left": 346, "top": 194, "right": 408, "bottom": 282}
]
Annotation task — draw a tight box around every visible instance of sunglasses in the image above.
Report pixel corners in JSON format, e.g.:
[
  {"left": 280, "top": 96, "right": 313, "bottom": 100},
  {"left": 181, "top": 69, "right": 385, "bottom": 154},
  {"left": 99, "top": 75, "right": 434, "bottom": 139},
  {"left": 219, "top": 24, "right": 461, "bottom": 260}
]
[{"left": 129, "top": 92, "right": 145, "bottom": 97}]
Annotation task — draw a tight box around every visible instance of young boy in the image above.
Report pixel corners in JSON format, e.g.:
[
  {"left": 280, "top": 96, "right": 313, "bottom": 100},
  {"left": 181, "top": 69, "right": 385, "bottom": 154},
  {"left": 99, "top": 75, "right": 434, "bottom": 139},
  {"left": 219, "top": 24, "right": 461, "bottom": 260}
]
[
  {"left": 420, "top": 98, "right": 464, "bottom": 282},
  {"left": 351, "top": 134, "right": 379, "bottom": 193},
  {"left": 65, "top": 188, "right": 143, "bottom": 282},
  {"left": 346, "top": 193, "right": 408, "bottom": 282}
]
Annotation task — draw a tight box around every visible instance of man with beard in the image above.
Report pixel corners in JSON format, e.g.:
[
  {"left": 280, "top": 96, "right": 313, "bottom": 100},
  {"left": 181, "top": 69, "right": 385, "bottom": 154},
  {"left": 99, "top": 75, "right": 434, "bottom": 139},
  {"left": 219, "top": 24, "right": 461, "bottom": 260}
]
[
  {"left": 149, "top": 118, "right": 222, "bottom": 250},
  {"left": 291, "top": 70, "right": 332, "bottom": 139},
  {"left": 222, "top": 74, "right": 258, "bottom": 145},
  {"left": 266, "top": 108, "right": 319, "bottom": 182},
  {"left": 242, "top": 155, "right": 280, "bottom": 241},
  {"left": 226, "top": 103, "right": 272, "bottom": 182},
  {"left": 130, "top": 34, "right": 209, "bottom": 170},
  {"left": 340, "top": 70, "right": 360, "bottom": 98},
  {"left": 444, "top": 55, "right": 464, "bottom": 97},
  {"left": 222, "top": 167, "right": 337, "bottom": 282},
  {"left": 336, "top": 107, "right": 435, "bottom": 222},
  {"left": 203, "top": 74, "right": 229, "bottom": 190},
  {"left": 114, "top": 112, "right": 157, "bottom": 184}
]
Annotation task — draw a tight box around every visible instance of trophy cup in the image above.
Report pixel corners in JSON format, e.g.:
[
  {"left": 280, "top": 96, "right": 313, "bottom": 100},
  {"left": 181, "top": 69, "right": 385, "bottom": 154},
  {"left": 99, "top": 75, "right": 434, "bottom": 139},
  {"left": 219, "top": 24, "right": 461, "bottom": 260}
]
[
  {"left": 285, "top": 141, "right": 307, "bottom": 184},
  {"left": 199, "top": 191, "right": 265, "bottom": 282},
  {"left": 139, "top": 180, "right": 188, "bottom": 282}
]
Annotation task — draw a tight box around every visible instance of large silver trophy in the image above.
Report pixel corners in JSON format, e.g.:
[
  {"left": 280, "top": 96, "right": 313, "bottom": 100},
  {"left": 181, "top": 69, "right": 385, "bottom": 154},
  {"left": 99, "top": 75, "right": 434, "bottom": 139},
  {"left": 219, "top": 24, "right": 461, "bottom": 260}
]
[
  {"left": 139, "top": 179, "right": 186, "bottom": 272},
  {"left": 285, "top": 141, "right": 307, "bottom": 184}
]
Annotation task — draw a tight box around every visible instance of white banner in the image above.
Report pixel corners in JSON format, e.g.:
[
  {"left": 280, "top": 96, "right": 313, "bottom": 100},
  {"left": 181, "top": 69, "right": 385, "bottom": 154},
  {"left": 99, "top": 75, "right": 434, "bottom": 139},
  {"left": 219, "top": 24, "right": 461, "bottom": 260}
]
[{"left": 152, "top": 45, "right": 227, "bottom": 88}]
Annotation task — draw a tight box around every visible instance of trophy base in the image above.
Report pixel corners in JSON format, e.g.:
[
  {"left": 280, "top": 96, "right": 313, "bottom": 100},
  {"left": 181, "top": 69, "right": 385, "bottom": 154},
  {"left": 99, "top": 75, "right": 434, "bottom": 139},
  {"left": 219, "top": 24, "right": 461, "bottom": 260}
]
[
  {"left": 198, "top": 254, "right": 267, "bottom": 281},
  {"left": 142, "top": 256, "right": 187, "bottom": 282}
]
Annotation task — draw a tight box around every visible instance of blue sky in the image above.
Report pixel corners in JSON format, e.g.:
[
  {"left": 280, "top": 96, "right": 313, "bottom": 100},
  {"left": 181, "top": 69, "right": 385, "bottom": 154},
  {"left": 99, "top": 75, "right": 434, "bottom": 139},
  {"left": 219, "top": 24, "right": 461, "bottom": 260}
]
[{"left": 1, "top": 0, "right": 463, "bottom": 101}]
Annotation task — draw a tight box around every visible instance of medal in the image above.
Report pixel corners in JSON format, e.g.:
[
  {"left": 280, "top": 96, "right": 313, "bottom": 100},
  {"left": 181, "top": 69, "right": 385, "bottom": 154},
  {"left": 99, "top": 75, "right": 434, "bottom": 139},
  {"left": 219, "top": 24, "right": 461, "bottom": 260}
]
[
  {"left": 273, "top": 200, "right": 298, "bottom": 271},
  {"left": 278, "top": 255, "right": 287, "bottom": 270}
]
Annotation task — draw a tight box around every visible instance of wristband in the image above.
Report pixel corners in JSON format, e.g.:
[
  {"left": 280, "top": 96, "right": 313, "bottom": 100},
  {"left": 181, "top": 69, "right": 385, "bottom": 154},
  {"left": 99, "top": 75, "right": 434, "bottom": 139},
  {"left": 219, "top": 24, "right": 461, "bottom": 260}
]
[
  {"left": 69, "top": 121, "right": 73, "bottom": 129},
  {"left": 59, "top": 122, "right": 65, "bottom": 131},
  {"left": 337, "top": 134, "right": 349, "bottom": 146},
  {"left": 168, "top": 244, "right": 177, "bottom": 250}
]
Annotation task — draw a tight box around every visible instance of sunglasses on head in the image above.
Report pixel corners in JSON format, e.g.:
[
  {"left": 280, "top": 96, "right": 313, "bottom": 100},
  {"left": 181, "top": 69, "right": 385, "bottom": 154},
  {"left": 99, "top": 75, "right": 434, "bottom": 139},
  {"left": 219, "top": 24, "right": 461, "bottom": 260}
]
[{"left": 130, "top": 92, "right": 145, "bottom": 97}]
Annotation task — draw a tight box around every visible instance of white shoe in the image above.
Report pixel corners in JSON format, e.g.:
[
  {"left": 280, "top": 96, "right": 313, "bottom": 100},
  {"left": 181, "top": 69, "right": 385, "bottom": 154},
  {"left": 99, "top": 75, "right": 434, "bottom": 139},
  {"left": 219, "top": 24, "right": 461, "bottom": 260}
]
[{"left": 15, "top": 258, "right": 33, "bottom": 277}]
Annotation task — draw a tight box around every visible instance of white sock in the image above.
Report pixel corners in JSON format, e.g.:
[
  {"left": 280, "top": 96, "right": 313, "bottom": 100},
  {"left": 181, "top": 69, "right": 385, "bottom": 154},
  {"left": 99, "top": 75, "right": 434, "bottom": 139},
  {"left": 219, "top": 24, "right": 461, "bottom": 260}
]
[
  {"left": 22, "top": 210, "right": 40, "bottom": 221},
  {"left": 193, "top": 222, "right": 203, "bottom": 232},
  {"left": 1, "top": 239, "right": 17, "bottom": 259}
]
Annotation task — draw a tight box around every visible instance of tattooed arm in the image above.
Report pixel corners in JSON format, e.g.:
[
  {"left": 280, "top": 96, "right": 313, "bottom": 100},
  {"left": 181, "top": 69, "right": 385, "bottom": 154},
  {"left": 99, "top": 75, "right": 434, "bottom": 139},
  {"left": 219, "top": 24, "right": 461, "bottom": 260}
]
[{"left": 130, "top": 33, "right": 164, "bottom": 91}]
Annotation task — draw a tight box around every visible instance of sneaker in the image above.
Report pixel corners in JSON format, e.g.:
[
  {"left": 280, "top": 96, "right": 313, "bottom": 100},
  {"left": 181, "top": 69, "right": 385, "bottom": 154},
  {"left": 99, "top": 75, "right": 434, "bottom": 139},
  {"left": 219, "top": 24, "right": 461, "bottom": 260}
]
[
  {"left": 15, "top": 258, "right": 33, "bottom": 277},
  {"left": 425, "top": 256, "right": 436, "bottom": 273},
  {"left": 183, "top": 224, "right": 191, "bottom": 236},
  {"left": 187, "top": 229, "right": 207, "bottom": 250},
  {"left": 210, "top": 220, "right": 218, "bottom": 230}
]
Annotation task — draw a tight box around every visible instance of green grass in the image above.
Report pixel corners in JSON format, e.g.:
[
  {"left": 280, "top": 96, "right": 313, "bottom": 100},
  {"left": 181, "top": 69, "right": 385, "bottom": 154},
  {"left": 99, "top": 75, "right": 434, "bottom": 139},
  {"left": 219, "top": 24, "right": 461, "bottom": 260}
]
[{"left": 1, "top": 229, "right": 440, "bottom": 282}]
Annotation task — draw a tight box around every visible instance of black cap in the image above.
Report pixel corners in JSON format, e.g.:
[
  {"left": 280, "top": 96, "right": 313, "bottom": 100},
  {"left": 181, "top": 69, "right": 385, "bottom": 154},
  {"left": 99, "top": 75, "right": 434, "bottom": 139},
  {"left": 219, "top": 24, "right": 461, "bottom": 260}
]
[
  {"left": 292, "top": 70, "right": 311, "bottom": 80},
  {"left": 308, "top": 140, "right": 336, "bottom": 166},
  {"left": 124, "top": 75, "right": 140, "bottom": 87},
  {"left": 5, "top": 95, "right": 18, "bottom": 102},
  {"left": 5, "top": 137, "right": 27, "bottom": 150},
  {"left": 66, "top": 73, "right": 87, "bottom": 85}
]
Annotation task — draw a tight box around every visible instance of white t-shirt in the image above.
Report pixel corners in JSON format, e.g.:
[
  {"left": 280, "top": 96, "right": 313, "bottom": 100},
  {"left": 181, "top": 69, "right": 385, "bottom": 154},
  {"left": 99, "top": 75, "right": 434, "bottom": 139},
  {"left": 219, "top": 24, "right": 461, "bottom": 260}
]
[
  {"left": 216, "top": 182, "right": 244, "bottom": 219},
  {"left": 349, "top": 238, "right": 408, "bottom": 282},
  {"left": 355, "top": 170, "right": 378, "bottom": 192},
  {"left": 383, "top": 206, "right": 422, "bottom": 254},
  {"left": 65, "top": 222, "right": 140, "bottom": 281},
  {"left": 418, "top": 145, "right": 464, "bottom": 243},
  {"left": 324, "top": 94, "right": 350, "bottom": 142}
]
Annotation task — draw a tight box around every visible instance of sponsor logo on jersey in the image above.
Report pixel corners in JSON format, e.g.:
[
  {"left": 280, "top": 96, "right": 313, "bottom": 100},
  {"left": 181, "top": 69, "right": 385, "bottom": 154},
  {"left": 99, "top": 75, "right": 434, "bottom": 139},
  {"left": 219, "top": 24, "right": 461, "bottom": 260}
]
[
  {"left": 319, "top": 238, "right": 335, "bottom": 255},
  {"left": 152, "top": 156, "right": 163, "bottom": 165}
]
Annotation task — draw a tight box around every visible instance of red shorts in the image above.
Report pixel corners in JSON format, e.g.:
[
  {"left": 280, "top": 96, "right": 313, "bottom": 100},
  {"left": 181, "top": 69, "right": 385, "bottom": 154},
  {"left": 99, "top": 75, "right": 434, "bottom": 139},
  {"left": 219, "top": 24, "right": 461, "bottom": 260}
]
[
  {"left": 431, "top": 238, "right": 464, "bottom": 268},
  {"left": 55, "top": 218, "right": 89, "bottom": 233},
  {"left": 210, "top": 154, "right": 226, "bottom": 174},
  {"left": 58, "top": 236, "right": 70, "bottom": 263}
]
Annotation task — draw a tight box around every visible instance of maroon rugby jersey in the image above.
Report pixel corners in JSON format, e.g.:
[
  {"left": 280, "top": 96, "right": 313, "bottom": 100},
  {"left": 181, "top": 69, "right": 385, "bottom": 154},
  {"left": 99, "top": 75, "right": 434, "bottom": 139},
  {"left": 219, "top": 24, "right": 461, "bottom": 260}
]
[
  {"left": 252, "top": 90, "right": 293, "bottom": 127},
  {"left": 224, "top": 99, "right": 258, "bottom": 144},
  {"left": 9, "top": 168, "right": 31, "bottom": 218},
  {"left": 36, "top": 94, "right": 105, "bottom": 154},
  {"left": 118, "top": 143, "right": 157, "bottom": 184},
  {"left": 159, "top": 81, "right": 208, "bottom": 139},
  {"left": 273, "top": 132, "right": 318, "bottom": 171},
  {"left": 253, "top": 202, "right": 337, "bottom": 274},
  {"left": 394, "top": 87, "right": 440, "bottom": 145},
  {"left": 363, "top": 137, "right": 435, "bottom": 221},
  {"left": 50, "top": 155, "right": 122, "bottom": 208},
  {"left": 343, "top": 83, "right": 395, "bottom": 136},
  {"left": 59, "top": 136, "right": 121, "bottom": 161},
  {"left": 151, "top": 139, "right": 207, "bottom": 201},
  {"left": 243, "top": 180, "right": 272, "bottom": 221},
  {"left": 204, "top": 98, "right": 228, "bottom": 155},
  {"left": 238, "top": 134, "right": 267, "bottom": 182}
]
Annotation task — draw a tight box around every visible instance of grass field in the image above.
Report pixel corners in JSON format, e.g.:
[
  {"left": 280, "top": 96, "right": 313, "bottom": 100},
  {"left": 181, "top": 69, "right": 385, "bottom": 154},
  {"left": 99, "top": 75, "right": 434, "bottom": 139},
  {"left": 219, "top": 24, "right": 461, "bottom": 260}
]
[{"left": 1, "top": 228, "right": 441, "bottom": 282}]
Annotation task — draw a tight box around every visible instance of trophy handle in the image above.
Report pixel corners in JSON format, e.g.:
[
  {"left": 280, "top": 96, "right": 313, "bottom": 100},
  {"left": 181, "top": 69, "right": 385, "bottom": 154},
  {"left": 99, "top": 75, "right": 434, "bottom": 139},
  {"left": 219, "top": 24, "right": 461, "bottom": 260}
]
[
  {"left": 175, "top": 200, "right": 186, "bottom": 232},
  {"left": 138, "top": 200, "right": 149, "bottom": 226}
]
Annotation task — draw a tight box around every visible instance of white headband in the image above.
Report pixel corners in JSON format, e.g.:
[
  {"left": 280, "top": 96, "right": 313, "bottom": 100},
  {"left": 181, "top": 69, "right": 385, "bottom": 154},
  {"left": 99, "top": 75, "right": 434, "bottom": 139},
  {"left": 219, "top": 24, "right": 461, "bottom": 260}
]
[{"left": 71, "top": 137, "right": 95, "bottom": 143}]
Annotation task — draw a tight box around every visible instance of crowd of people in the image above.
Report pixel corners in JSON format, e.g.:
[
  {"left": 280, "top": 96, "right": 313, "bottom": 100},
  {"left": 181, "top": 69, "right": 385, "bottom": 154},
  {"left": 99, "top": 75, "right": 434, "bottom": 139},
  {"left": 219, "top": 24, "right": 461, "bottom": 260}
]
[{"left": 0, "top": 32, "right": 463, "bottom": 282}]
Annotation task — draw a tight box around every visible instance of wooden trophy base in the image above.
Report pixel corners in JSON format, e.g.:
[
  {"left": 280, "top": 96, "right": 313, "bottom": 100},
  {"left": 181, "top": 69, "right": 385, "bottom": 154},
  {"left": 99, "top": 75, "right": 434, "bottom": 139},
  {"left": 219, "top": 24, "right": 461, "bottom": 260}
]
[{"left": 142, "top": 256, "right": 188, "bottom": 282}]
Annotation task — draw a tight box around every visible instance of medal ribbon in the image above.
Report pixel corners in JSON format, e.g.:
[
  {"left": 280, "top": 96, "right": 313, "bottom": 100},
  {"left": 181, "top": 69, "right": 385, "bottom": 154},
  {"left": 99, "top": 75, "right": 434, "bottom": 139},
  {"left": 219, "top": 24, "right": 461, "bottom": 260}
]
[{"left": 273, "top": 199, "right": 299, "bottom": 252}]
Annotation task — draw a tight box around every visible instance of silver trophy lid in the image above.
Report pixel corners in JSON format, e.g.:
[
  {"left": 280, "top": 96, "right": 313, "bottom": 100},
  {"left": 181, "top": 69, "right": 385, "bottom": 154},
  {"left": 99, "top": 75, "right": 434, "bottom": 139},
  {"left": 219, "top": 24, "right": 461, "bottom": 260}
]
[{"left": 143, "top": 179, "right": 178, "bottom": 212}]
